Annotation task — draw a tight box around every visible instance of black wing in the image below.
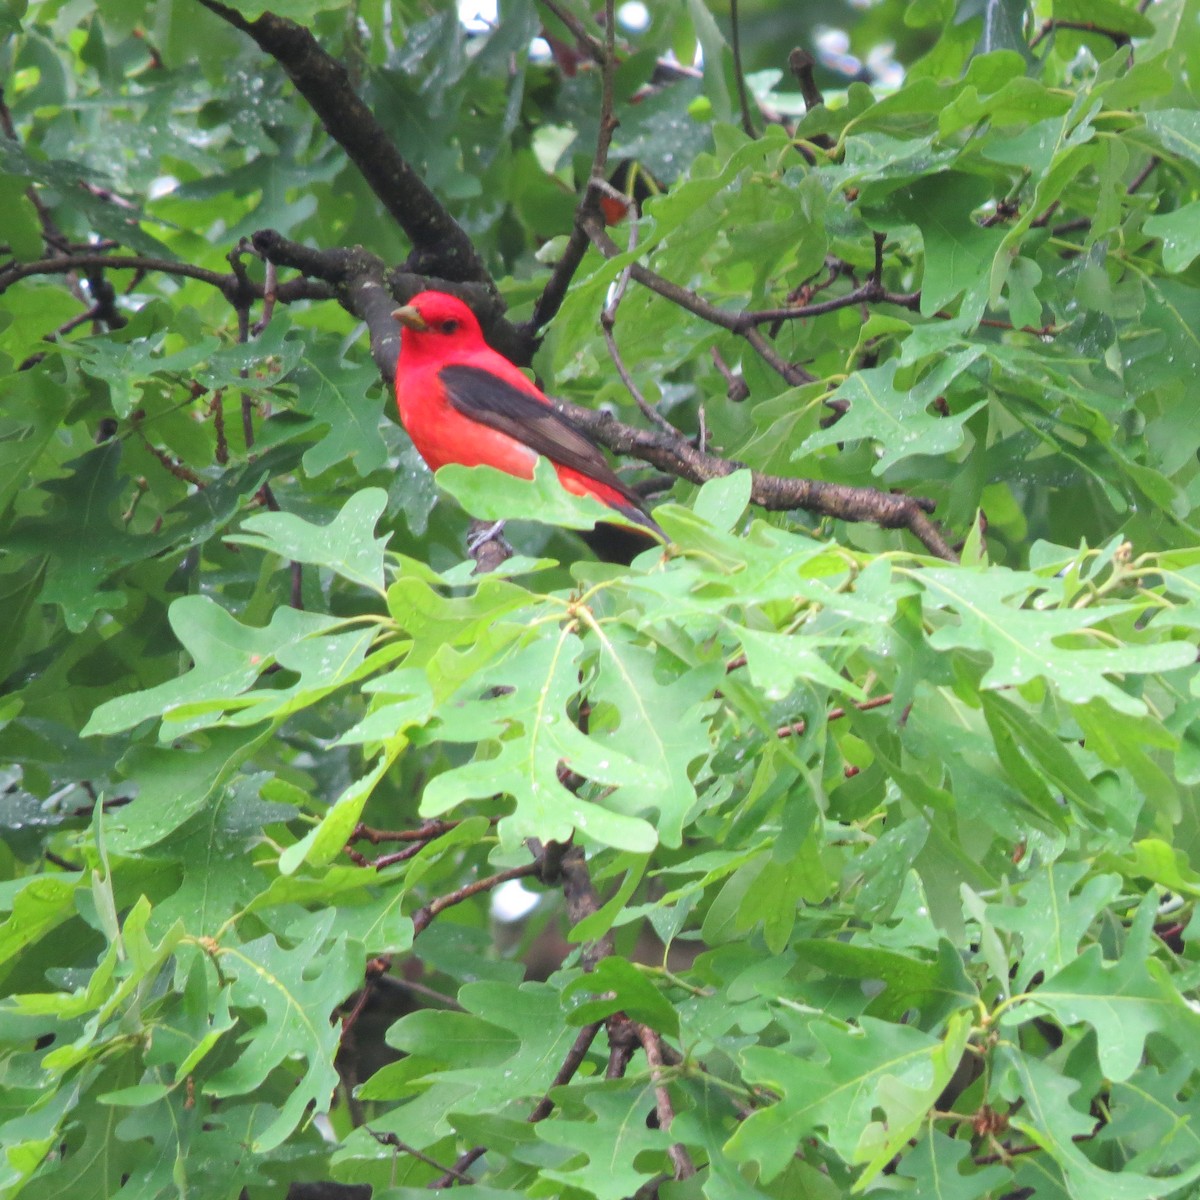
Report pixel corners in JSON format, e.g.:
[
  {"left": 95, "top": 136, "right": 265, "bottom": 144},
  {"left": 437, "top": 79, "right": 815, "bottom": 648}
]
[{"left": 438, "top": 363, "right": 654, "bottom": 524}]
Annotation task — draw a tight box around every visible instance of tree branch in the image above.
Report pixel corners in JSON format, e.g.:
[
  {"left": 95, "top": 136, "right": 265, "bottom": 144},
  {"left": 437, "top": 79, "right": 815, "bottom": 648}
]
[
  {"left": 637, "top": 1024, "right": 696, "bottom": 1180},
  {"left": 525, "top": 0, "right": 619, "bottom": 334},
  {"left": 1029, "top": 18, "right": 1133, "bottom": 51},
  {"left": 430, "top": 1020, "right": 604, "bottom": 1188},
  {"left": 0, "top": 249, "right": 331, "bottom": 305},
  {"left": 742, "top": 278, "right": 921, "bottom": 325},
  {"left": 600, "top": 215, "right": 683, "bottom": 435},
  {"left": 197, "top": 0, "right": 492, "bottom": 285},
  {"left": 411, "top": 862, "right": 541, "bottom": 937},
  {"left": 247, "top": 229, "right": 536, "bottom": 366},
  {"left": 553, "top": 398, "right": 957, "bottom": 559},
  {"left": 584, "top": 215, "right": 817, "bottom": 385},
  {"left": 729, "top": 0, "right": 757, "bottom": 138}
]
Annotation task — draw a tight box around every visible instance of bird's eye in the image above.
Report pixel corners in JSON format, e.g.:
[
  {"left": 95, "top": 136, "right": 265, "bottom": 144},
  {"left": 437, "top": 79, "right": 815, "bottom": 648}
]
[{"left": 440, "top": 319, "right": 460, "bottom": 334}]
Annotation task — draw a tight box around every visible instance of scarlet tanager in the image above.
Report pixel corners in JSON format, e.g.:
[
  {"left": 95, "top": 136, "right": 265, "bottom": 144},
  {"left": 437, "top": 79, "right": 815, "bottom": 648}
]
[{"left": 392, "top": 291, "right": 662, "bottom": 561}]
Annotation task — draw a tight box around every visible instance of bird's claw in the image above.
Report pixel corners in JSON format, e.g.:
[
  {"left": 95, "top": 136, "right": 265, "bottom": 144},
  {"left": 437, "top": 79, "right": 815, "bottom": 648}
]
[{"left": 467, "top": 519, "right": 510, "bottom": 555}]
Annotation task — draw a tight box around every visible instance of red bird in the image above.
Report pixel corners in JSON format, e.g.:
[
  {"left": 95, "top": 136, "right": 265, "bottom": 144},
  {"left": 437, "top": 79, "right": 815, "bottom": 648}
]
[{"left": 392, "top": 291, "right": 662, "bottom": 559}]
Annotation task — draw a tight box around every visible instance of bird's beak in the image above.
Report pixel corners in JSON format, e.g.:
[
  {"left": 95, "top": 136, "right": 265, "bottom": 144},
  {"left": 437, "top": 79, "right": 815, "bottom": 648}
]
[{"left": 392, "top": 305, "right": 427, "bottom": 332}]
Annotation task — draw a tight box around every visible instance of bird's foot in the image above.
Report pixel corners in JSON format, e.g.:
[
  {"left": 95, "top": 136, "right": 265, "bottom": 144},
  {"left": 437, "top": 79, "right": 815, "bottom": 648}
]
[{"left": 467, "top": 519, "right": 510, "bottom": 555}]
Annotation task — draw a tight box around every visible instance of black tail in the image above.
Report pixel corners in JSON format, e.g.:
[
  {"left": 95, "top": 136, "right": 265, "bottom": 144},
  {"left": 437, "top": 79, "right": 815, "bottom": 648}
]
[{"left": 579, "top": 505, "right": 663, "bottom": 565}]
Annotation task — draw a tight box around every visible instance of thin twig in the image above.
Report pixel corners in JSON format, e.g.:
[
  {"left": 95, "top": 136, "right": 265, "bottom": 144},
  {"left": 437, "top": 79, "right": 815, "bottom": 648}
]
[
  {"left": 352, "top": 819, "right": 467, "bottom": 845},
  {"left": 743, "top": 278, "right": 921, "bottom": 325},
  {"left": 777, "top": 692, "right": 896, "bottom": 738},
  {"left": 584, "top": 216, "right": 817, "bottom": 385},
  {"left": 368, "top": 1129, "right": 476, "bottom": 1184},
  {"left": 605, "top": 1016, "right": 641, "bottom": 1078},
  {"left": 538, "top": 0, "right": 606, "bottom": 60},
  {"left": 370, "top": 838, "right": 448, "bottom": 869},
  {"left": 528, "top": 4, "right": 619, "bottom": 336},
  {"left": 729, "top": 0, "right": 756, "bottom": 138},
  {"left": 0, "top": 250, "right": 332, "bottom": 303},
  {"left": 253, "top": 259, "right": 277, "bottom": 335},
  {"left": 528, "top": 1022, "right": 604, "bottom": 1122},
  {"left": 596, "top": 0, "right": 619, "bottom": 183},
  {"left": 1126, "top": 155, "right": 1159, "bottom": 193},
  {"left": 1029, "top": 18, "right": 1132, "bottom": 51},
  {"left": 430, "top": 1021, "right": 604, "bottom": 1188},
  {"left": 600, "top": 216, "right": 682, "bottom": 435},
  {"left": 411, "top": 862, "right": 541, "bottom": 936},
  {"left": 710, "top": 347, "right": 749, "bottom": 401},
  {"left": 210, "top": 391, "right": 228, "bottom": 465},
  {"left": 601, "top": 323, "right": 681, "bottom": 434},
  {"left": 637, "top": 1025, "right": 696, "bottom": 1179},
  {"left": 524, "top": 0, "right": 620, "bottom": 333},
  {"left": 376, "top": 974, "right": 464, "bottom": 1011}
]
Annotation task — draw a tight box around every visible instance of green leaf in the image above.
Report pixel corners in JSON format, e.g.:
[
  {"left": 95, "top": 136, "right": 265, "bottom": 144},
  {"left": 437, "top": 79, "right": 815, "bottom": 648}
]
[
  {"left": 987, "top": 863, "right": 1122, "bottom": 992},
  {"left": 206, "top": 912, "right": 361, "bottom": 1151},
  {"left": 104, "top": 727, "right": 273, "bottom": 851},
  {"left": 0, "top": 872, "right": 81, "bottom": 968},
  {"left": 4, "top": 441, "right": 131, "bottom": 630},
  {"left": 692, "top": 468, "right": 751, "bottom": 530},
  {"left": 800, "top": 355, "right": 985, "bottom": 474},
  {"left": 421, "top": 629, "right": 661, "bottom": 852},
  {"left": 564, "top": 957, "right": 680, "bottom": 1036},
  {"left": 896, "top": 1130, "right": 1011, "bottom": 1199},
  {"left": 1113, "top": 837, "right": 1200, "bottom": 897},
  {"left": 1145, "top": 200, "right": 1200, "bottom": 272},
  {"left": 375, "top": 980, "right": 582, "bottom": 1134},
  {"left": 727, "top": 1011, "right": 972, "bottom": 1183},
  {"left": 685, "top": 0, "right": 732, "bottom": 124},
  {"left": 1008, "top": 894, "right": 1200, "bottom": 1081},
  {"left": 290, "top": 348, "right": 388, "bottom": 477},
  {"left": 886, "top": 174, "right": 1005, "bottom": 319},
  {"left": 1143, "top": 109, "right": 1200, "bottom": 170},
  {"left": 534, "top": 1080, "right": 676, "bottom": 1200},
  {"left": 436, "top": 457, "right": 651, "bottom": 536},
  {"left": 229, "top": 487, "right": 390, "bottom": 593},
  {"left": 918, "top": 568, "right": 1195, "bottom": 714},
  {"left": 586, "top": 625, "right": 716, "bottom": 848},
  {"left": 278, "top": 749, "right": 399, "bottom": 873},
  {"left": 83, "top": 596, "right": 344, "bottom": 737},
  {"left": 997, "top": 1045, "right": 1189, "bottom": 1199},
  {"left": 793, "top": 937, "right": 977, "bottom": 1026},
  {"left": 0, "top": 369, "right": 71, "bottom": 519}
]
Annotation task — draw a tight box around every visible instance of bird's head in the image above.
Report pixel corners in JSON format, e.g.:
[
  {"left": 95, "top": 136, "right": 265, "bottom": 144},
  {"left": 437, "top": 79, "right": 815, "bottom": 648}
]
[{"left": 392, "top": 291, "right": 484, "bottom": 363}]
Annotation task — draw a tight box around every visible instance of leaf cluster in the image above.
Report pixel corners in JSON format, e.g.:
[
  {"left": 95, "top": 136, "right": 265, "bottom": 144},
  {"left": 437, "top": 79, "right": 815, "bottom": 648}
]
[{"left": 3, "top": 1, "right": 1200, "bottom": 1198}]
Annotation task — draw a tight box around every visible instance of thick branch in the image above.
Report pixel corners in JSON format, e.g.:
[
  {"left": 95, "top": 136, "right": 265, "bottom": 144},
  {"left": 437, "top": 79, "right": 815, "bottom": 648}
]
[
  {"left": 559, "top": 845, "right": 615, "bottom": 969},
  {"left": 197, "top": 0, "right": 491, "bottom": 285},
  {"left": 248, "top": 229, "right": 536, "bottom": 365},
  {"left": 554, "top": 398, "right": 956, "bottom": 559},
  {"left": 787, "top": 48, "right": 825, "bottom": 113}
]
